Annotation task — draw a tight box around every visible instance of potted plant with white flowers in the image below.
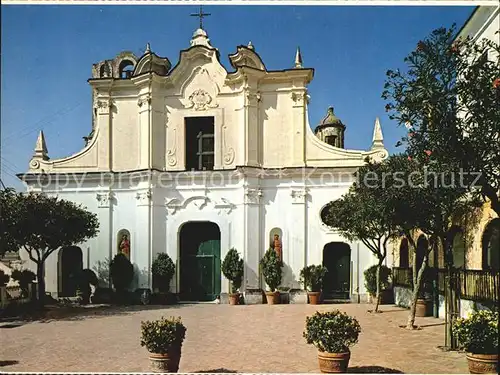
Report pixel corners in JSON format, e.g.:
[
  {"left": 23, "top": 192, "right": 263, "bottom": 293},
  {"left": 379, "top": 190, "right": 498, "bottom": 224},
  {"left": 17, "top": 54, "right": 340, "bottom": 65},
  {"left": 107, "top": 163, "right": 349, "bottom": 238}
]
[
  {"left": 303, "top": 310, "right": 361, "bottom": 373},
  {"left": 453, "top": 309, "right": 498, "bottom": 374},
  {"left": 141, "top": 316, "right": 187, "bottom": 373}
]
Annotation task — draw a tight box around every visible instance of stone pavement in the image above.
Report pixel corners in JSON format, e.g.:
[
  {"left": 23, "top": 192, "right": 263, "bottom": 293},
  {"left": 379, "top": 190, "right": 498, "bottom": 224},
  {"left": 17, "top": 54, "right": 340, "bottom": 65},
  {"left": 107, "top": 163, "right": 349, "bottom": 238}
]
[{"left": 0, "top": 303, "right": 469, "bottom": 373}]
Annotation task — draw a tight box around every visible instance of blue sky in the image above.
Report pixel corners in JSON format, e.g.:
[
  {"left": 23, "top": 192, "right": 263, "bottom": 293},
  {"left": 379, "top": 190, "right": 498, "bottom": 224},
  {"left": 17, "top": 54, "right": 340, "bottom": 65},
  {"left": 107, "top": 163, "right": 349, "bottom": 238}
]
[{"left": 1, "top": 5, "right": 474, "bottom": 189}]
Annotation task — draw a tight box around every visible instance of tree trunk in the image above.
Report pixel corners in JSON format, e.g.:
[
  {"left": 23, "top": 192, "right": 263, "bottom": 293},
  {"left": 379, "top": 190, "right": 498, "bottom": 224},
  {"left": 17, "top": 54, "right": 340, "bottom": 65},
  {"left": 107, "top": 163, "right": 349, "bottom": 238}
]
[
  {"left": 374, "top": 260, "right": 383, "bottom": 313},
  {"left": 36, "top": 261, "right": 45, "bottom": 307},
  {"left": 406, "top": 255, "right": 428, "bottom": 329}
]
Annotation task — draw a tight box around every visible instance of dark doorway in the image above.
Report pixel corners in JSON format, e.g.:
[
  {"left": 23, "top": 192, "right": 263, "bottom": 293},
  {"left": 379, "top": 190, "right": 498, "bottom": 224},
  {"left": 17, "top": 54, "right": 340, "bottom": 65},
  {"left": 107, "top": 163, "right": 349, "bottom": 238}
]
[
  {"left": 179, "top": 221, "right": 221, "bottom": 301},
  {"left": 58, "top": 246, "right": 83, "bottom": 297},
  {"left": 416, "top": 235, "right": 428, "bottom": 270},
  {"left": 399, "top": 238, "right": 409, "bottom": 268},
  {"left": 322, "top": 242, "right": 351, "bottom": 300},
  {"left": 185, "top": 116, "right": 215, "bottom": 171}
]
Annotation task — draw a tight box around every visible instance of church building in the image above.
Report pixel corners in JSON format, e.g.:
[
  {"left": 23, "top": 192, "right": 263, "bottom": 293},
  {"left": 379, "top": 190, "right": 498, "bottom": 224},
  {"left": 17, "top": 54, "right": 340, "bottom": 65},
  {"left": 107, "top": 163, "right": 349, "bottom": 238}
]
[{"left": 18, "top": 22, "right": 389, "bottom": 303}]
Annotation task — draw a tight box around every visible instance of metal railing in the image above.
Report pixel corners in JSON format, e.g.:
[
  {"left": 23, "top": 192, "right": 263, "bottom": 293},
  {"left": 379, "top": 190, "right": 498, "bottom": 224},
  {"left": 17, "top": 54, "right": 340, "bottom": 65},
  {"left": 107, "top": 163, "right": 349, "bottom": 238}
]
[{"left": 392, "top": 267, "right": 499, "bottom": 303}]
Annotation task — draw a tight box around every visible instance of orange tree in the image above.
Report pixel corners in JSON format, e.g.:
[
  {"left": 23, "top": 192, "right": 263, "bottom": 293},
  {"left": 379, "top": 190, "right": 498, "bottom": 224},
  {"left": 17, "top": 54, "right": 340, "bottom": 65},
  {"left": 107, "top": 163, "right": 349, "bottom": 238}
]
[
  {"left": 383, "top": 25, "right": 500, "bottom": 216},
  {"left": 0, "top": 188, "right": 99, "bottom": 305}
]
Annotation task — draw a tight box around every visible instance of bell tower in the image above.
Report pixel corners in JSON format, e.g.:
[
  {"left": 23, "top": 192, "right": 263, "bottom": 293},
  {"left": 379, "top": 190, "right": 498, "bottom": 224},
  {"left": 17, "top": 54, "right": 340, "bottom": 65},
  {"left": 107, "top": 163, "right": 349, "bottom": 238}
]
[{"left": 314, "top": 106, "right": 346, "bottom": 148}]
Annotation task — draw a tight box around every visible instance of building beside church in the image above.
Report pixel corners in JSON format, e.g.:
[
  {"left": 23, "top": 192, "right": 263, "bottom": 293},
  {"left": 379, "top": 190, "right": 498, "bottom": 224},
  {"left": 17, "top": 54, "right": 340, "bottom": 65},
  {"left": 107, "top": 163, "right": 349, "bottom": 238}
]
[{"left": 18, "top": 25, "right": 389, "bottom": 302}]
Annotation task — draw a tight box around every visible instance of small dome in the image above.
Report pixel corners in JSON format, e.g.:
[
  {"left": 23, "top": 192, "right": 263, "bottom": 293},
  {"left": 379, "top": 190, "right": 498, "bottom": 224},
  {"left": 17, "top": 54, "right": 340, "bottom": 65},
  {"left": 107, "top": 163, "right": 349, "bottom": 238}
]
[
  {"left": 193, "top": 28, "right": 208, "bottom": 38},
  {"left": 319, "top": 107, "right": 343, "bottom": 126}
]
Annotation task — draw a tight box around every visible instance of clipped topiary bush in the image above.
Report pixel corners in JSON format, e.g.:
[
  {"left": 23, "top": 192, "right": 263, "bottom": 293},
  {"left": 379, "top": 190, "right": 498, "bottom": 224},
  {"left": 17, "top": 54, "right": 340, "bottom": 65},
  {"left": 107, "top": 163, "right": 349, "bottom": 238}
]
[
  {"left": 110, "top": 253, "right": 134, "bottom": 295},
  {"left": 221, "top": 248, "right": 244, "bottom": 293},
  {"left": 151, "top": 253, "right": 175, "bottom": 293},
  {"left": 11, "top": 269, "right": 36, "bottom": 297},
  {"left": 364, "top": 264, "right": 391, "bottom": 297},
  {"left": 260, "top": 248, "right": 282, "bottom": 292}
]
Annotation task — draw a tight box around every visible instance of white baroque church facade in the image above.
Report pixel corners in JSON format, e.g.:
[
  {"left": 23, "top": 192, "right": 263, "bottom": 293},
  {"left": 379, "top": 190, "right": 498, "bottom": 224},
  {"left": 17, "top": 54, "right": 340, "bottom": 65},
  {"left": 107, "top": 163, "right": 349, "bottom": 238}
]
[{"left": 19, "top": 26, "right": 389, "bottom": 303}]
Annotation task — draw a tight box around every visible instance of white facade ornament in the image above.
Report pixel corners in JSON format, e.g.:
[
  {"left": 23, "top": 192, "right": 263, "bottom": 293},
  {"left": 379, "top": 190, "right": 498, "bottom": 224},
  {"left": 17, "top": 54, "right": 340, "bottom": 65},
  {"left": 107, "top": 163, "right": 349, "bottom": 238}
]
[
  {"left": 291, "top": 189, "right": 307, "bottom": 204},
  {"left": 185, "top": 89, "right": 218, "bottom": 111},
  {"left": 245, "top": 188, "right": 263, "bottom": 205},
  {"left": 96, "top": 99, "right": 113, "bottom": 114},
  {"left": 136, "top": 190, "right": 152, "bottom": 205},
  {"left": 214, "top": 198, "right": 236, "bottom": 215},
  {"left": 222, "top": 124, "right": 235, "bottom": 165},
  {"left": 96, "top": 192, "right": 113, "bottom": 208},
  {"left": 166, "top": 127, "right": 177, "bottom": 167},
  {"left": 291, "top": 91, "right": 307, "bottom": 104},
  {"left": 165, "top": 196, "right": 210, "bottom": 215},
  {"left": 137, "top": 95, "right": 151, "bottom": 107},
  {"left": 371, "top": 117, "right": 385, "bottom": 150}
]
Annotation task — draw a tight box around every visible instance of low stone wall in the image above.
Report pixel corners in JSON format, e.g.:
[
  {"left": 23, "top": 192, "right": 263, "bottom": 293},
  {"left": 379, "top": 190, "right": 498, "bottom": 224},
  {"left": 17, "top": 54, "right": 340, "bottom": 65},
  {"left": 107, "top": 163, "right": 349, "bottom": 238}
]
[{"left": 393, "top": 285, "right": 491, "bottom": 319}]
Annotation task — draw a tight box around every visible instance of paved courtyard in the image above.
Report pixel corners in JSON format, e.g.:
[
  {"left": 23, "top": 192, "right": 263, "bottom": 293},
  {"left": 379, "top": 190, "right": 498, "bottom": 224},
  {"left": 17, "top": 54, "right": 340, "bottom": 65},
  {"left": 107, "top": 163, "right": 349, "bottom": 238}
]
[{"left": 1, "top": 303, "right": 468, "bottom": 373}]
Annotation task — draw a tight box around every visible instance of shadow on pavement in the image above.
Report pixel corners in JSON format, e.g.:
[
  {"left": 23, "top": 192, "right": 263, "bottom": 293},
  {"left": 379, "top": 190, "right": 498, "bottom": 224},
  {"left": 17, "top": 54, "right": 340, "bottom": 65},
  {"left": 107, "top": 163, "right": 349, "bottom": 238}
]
[
  {"left": 1, "top": 304, "right": 189, "bottom": 324},
  {"left": 349, "top": 366, "right": 404, "bottom": 373},
  {"left": 194, "top": 369, "right": 237, "bottom": 373},
  {"left": 0, "top": 360, "right": 19, "bottom": 367}
]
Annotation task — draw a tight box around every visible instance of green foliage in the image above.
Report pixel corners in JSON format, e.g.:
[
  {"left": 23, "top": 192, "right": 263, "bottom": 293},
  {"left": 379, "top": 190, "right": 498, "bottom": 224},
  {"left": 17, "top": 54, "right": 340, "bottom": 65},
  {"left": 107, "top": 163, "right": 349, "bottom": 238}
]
[
  {"left": 364, "top": 265, "right": 391, "bottom": 296},
  {"left": 0, "top": 188, "right": 99, "bottom": 303},
  {"left": 11, "top": 269, "right": 36, "bottom": 297},
  {"left": 151, "top": 253, "right": 175, "bottom": 293},
  {"left": 452, "top": 310, "right": 498, "bottom": 354},
  {"left": 110, "top": 253, "right": 134, "bottom": 292},
  {"left": 74, "top": 269, "right": 98, "bottom": 304},
  {"left": 303, "top": 310, "right": 361, "bottom": 353},
  {"left": 383, "top": 26, "right": 500, "bottom": 215},
  {"left": 0, "top": 270, "right": 10, "bottom": 287},
  {"left": 259, "top": 248, "right": 282, "bottom": 292},
  {"left": 140, "top": 316, "right": 187, "bottom": 354},
  {"left": 299, "top": 265, "right": 328, "bottom": 292},
  {"left": 221, "top": 248, "right": 244, "bottom": 293}
]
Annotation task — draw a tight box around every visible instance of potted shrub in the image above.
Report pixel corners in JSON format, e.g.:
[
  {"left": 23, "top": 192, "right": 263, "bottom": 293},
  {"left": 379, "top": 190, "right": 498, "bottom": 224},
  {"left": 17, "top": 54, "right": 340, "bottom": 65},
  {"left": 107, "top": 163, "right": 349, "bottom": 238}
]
[
  {"left": 416, "top": 271, "right": 433, "bottom": 317},
  {"left": 11, "top": 269, "right": 36, "bottom": 298},
  {"left": 110, "top": 253, "right": 134, "bottom": 304},
  {"left": 75, "top": 269, "right": 99, "bottom": 304},
  {"left": 151, "top": 253, "right": 176, "bottom": 303},
  {"left": 453, "top": 309, "right": 498, "bottom": 374},
  {"left": 221, "top": 248, "right": 244, "bottom": 305},
  {"left": 300, "top": 265, "right": 328, "bottom": 305},
  {"left": 363, "top": 265, "right": 392, "bottom": 305},
  {"left": 141, "top": 316, "right": 187, "bottom": 373},
  {"left": 304, "top": 310, "right": 361, "bottom": 373},
  {"left": 260, "top": 248, "right": 282, "bottom": 304}
]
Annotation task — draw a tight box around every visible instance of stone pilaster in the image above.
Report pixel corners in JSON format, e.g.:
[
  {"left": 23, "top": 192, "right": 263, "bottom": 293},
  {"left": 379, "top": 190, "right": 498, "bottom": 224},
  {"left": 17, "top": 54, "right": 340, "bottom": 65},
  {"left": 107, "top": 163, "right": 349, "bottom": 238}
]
[
  {"left": 243, "top": 187, "right": 263, "bottom": 290},
  {"left": 288, "top": 188, "right": 307, "bottom": 288},
  {"left": 95, "top": 99, "right": 114, "bottom": 170},
  {"left": 96, "top": 191, "right": 113, "bottom": 288},
  {"left": 134, "top": 189, "right": 152, "bottom": 289}
]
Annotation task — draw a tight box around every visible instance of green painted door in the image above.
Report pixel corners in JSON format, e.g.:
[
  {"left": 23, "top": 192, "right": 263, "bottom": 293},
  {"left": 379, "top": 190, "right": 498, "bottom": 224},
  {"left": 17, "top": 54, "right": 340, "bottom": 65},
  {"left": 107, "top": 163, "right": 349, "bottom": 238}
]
[
  {"left": 194, "top": 240, "right": 221, "bottom": 301},
  {"left": 179, "top": 222, "right": 221, "bottom": 301},
  {"left": 322, "top": 243, "right": 351, "bottom": 299}
]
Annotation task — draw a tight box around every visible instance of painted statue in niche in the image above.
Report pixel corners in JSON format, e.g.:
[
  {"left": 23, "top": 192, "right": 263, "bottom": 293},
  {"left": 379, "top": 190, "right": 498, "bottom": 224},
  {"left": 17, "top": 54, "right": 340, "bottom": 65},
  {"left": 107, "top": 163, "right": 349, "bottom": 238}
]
[
  {"left": 118, "top": 230, "right": 131, "bottom": 259},
  {"left": 270, "top": 233, "right": 283, "bottom": 264}
]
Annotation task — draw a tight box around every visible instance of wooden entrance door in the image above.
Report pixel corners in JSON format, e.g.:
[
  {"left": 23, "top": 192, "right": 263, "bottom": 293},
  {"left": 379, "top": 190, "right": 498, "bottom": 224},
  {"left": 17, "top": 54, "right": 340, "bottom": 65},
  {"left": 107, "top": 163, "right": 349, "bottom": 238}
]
[
  {"left": 322, "top": 242, "right": 351, "bottom": 299},
  {"left": 180, "top": 222, "right": 221, "bottom": 301},
  {"left": 58, "top": 246, "right": 83, "bottom": 297}
]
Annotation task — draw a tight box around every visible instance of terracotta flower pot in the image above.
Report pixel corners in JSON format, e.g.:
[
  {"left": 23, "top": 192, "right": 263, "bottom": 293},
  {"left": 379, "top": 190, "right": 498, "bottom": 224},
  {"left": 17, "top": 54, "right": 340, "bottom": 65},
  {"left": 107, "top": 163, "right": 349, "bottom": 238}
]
[
  {"left": 265, "top": 291, "right": 280, "bottom": 305},
  {"left": 228, "top": 293, "right": 240, "bottom": 305},
  {"left": 308, "top": 291, "right": 321, "bottom": 305},
  {"left": 415, "top": 298, "right": 432, "bottom": 317},
  {"left": 149, "top": 348, "right": 181, "bottom": 373},
  {"left": 317, "top": 351, "right": 351, "bottom": 373},
  {"left": 466, "top": 353, "right": 499, "bottom": 374}
]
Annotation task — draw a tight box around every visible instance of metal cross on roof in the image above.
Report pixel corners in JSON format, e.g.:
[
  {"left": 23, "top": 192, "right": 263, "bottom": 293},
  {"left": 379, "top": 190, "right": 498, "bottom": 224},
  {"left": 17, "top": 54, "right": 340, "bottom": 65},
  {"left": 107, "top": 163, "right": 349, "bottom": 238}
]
[{"left": 190, "top": 5, "right": 211, "bottom": 29}]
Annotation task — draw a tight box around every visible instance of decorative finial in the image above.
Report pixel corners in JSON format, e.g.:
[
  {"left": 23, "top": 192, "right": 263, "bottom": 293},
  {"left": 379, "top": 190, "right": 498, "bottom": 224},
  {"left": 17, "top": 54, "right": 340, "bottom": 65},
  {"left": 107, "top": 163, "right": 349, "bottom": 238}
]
[
  {"left": 145, "top": 42, "right": 151, "bottom": 53},
  {"left": 371, "top": 117, "right": 385, "bottom": 150},
  {"left": 294, "top": 46, "right": 303, "bottom": 68},
  {"left": 34, "top": 130, "right": 49, "bottom": 160},
  {"left": 247, "top": 41, "right": 254, "bottom": 50},
  {"left": 190, "top": 5, "right": 211, "bottom": 30}
]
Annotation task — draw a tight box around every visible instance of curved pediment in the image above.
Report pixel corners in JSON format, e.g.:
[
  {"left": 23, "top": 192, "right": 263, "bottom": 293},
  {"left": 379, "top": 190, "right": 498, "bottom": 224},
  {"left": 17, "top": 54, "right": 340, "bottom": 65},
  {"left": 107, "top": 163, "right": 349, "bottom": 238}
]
[
  {"left": 229, "top": 46, "right": 266, "bottom": 71},
  {"left": 134, "top": 52, "right": 171, "bottom": 76},
  {"left": 167, "top": 46, "right": 227, "bottom": 98}
]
